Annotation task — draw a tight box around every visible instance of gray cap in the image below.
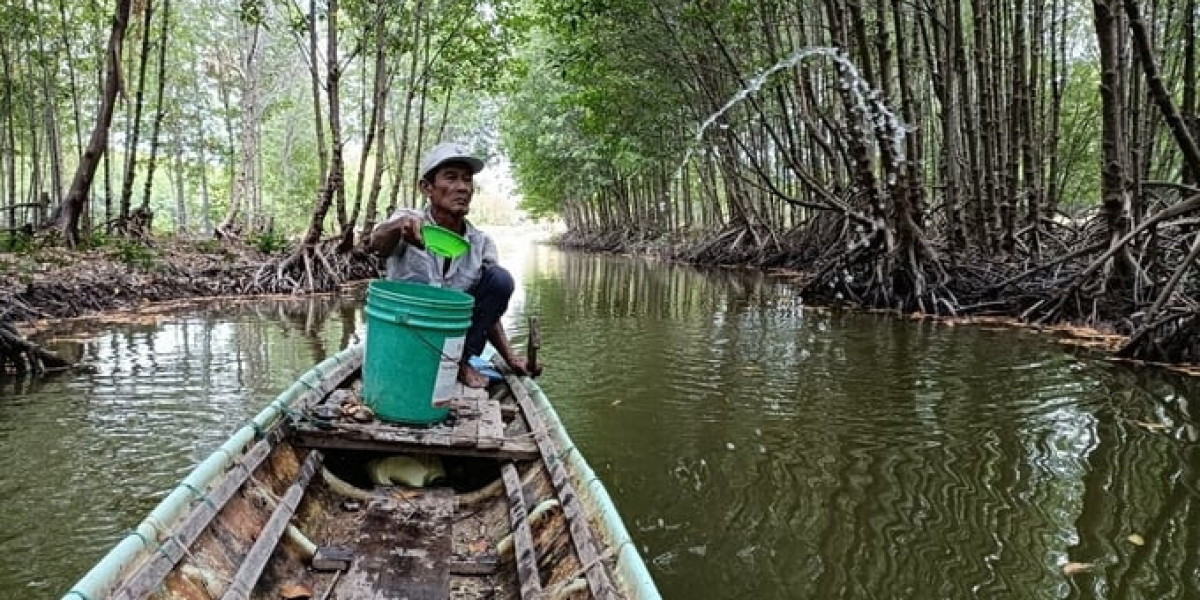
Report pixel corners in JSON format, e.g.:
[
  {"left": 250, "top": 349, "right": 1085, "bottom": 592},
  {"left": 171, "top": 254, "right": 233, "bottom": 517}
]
[{"left": 419, "top": 142, "right": 484, "bottom": 182}]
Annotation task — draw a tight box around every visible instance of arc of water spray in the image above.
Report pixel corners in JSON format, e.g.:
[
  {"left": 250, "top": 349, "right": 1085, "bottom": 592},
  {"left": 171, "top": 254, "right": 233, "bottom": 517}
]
[{"left": 679, "top": 47, "right": 909, "bottom": 176}]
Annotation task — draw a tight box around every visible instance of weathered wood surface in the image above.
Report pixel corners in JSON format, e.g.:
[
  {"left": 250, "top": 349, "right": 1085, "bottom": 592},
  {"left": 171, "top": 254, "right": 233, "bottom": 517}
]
[
  {"left": 293, "top": 388, "right": 538, "bottom": 459},
  {"left": 502, "top": 462, "right": 544, "bottom": 599},
  {"left": 290, "top": 433, "right": 538, "bottom": 459},
  {"left": 526, "top": 316, "right": 541, "bottom": 374},
  {"left": 478, "top": 400, "right": 504, "bottom": 450},
  {"left": 111, "top": 429, "right": 283, "bottom": 600},
  {"left": 220, "top": 449, "right": 324, "bottom": 600},
  {"left": 449, "top": 556, "right": 500, "bottom": 576},
  {"left": 451, "top": 396, "right": 480, "bottom": 446},
  {"left": 335, "top": 488, "right": 456, "bottom": 599},
  {"left": 505, "top": 372, "right": 620, "bottom": 600}
]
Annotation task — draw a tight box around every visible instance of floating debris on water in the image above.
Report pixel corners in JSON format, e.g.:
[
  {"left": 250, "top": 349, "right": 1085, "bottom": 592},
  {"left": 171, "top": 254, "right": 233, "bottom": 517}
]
[{"left": 1062, "top": 561, "right": 1094, "bottom": 576}]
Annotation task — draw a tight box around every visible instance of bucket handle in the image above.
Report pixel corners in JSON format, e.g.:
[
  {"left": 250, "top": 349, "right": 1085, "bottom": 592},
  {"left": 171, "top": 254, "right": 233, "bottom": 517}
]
[{"left": 371, "top": 309, "right": 463, "bottom": 364}]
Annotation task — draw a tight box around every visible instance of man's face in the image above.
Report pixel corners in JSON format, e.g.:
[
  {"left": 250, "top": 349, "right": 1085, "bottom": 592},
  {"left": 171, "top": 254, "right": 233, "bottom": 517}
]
[{"left": 422, "top": 163, "right": 475, "bottom": 217}]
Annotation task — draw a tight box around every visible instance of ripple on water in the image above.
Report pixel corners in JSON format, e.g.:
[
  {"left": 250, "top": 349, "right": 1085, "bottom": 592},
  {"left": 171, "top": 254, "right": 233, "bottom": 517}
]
[
  {"left": 8, "top": 252, "right": 1200, "bottom": 600},
  {"left": 548, "top": 297, "right": 1200, "bottom": 599},
  {"left": 1, "top": 301, "right": 358, "bottom": 599}
]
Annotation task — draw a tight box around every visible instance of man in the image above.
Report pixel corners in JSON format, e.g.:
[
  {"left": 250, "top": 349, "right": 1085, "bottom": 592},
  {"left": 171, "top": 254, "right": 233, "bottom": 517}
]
[{"left": 370, "top": 142, "right": 538, "bottom": 387}]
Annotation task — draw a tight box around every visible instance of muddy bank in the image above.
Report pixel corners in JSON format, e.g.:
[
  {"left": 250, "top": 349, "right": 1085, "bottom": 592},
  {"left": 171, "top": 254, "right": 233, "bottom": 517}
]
[
  {"left": 0, "top": 240, "right": 378, "bottom": 326},
  {"left": 556, "top": 228, "right": 1200, "bottom": 372},
  {"left": 0, "top": 239, "right": 380, "bottom": 374}
]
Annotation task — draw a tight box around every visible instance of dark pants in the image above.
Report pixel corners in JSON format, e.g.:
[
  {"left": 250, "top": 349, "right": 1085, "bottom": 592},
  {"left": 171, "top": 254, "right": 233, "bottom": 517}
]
[{"left": 463, "top": 265, "right": 514, "bottom": 360}]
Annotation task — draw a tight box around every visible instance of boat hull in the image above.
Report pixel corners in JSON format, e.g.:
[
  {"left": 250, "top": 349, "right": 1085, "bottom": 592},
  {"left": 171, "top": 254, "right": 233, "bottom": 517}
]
[{"left": 63, "top": 344, "right": 661, "bottom": 600}]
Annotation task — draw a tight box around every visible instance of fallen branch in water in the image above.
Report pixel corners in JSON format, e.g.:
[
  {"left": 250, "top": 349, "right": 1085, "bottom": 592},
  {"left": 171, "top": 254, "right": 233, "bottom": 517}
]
[{"left": 0, "top": 321, "right": 73, "bottom": 375}]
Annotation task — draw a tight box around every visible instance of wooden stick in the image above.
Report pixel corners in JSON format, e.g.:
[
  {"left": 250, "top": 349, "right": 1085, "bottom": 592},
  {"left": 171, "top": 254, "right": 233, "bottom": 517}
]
[
  {"left": 504, "top": 373, "right": 619, "bottom": 600},
  {"left": 317, "top": 569, "right": 343, "bottom": 600},
  {"left": 526, "top": 317, "right": 540, "bottom": 376},
  {"left": 220, "top": 451, "right": 324, "bottom": 600},
  {"left": 0, "top": 322, "right": 72, "bottom": 373},
  {"left": 111, "top": 429, "right": 284, "bottom": 600},
  {"left": 501, "top": 462, "right": 544, "bottom": 598}
]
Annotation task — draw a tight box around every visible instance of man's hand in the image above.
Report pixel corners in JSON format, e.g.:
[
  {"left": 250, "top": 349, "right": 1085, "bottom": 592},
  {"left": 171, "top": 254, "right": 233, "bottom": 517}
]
[
  {"left": 398, "top": 215, "right": 425, "bottom": 249},
  {"left": 508, "top": 356, "right": 543, "bottom": 378},
  {"left": 369, "top": 213, "right": 425, "bottom": 256}
]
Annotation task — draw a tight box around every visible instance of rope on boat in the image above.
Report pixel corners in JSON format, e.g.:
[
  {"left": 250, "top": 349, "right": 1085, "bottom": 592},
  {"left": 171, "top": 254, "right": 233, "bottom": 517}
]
[
  {"left": 552, "top": 445, "right": 577, "bottom": 464},
  {"left": 124, "top": 530, "right": 153, "bottom": 549},
  {"left": 154, "top": 541, "right": 174, "bottom": 561},
  {"left": 121, "top": 528, "right": 174, "bottom": 561},
  {"left": 143, "top": 515, "right": 168, "bottom": 540},
  {"left": 178, "top": 482, "right": 217, "bottom": 510},
  {"left": 280, "top": 405, "right": 325, "bottom": 429},
  {"left": 212, "top": 446, "right": 237, "bottom": 464},
  {"left": 298, "top": 375, "right": 319, "bottom": 390}
]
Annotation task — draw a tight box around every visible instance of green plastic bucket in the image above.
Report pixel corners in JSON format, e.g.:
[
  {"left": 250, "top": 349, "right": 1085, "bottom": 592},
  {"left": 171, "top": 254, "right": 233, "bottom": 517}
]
[{"left": 363, "top": 280, "right": 474, "bottom": 425}]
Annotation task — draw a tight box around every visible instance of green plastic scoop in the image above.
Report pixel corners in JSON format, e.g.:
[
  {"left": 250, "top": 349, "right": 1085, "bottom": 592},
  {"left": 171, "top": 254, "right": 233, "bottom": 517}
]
[{"left": 421, "top": 223, "right": 470, "bottom": 258}]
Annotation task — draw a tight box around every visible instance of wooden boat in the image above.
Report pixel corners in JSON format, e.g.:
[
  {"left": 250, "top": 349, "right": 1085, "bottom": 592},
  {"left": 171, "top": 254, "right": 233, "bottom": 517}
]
[{"left": 63, "top": 344, "right": 660, "bottom": 600}]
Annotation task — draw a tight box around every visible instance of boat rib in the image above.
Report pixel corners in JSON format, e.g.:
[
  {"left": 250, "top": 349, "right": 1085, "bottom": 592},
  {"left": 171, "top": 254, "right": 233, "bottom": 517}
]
[{"left": 62, "top": 344, "right": 661, "bottom": 600}]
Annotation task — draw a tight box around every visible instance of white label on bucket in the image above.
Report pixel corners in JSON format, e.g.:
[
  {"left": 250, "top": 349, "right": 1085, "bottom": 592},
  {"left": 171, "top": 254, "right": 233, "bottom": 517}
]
[{"left": 432, "top": 335, "right": 465, "bottom": 407}]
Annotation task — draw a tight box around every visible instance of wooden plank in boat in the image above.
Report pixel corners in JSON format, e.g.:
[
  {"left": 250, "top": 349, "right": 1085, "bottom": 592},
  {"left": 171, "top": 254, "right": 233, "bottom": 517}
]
[
  {"left": 290, "top": 430, "right": 538, "bottom": 459},
  {"left": 477, "top": 400, "right": 504, "bottom": 450},
  {"left": 336, "top": 488, "right": 455, "bottom": 599},
  {"left": 291, "top": 424, "right": 538, "bottom": 459},
  {"left": 505, "top": 373, "right": 620, "bottom": 600},
  {"left": 291, "top": 412, "right": 538, "bottom": 460},
  {"left": 221, "top": 450, "right": 324, "bottom": 600},
  {"left": 449, "top": 555, "right": 500, "bottom": 576},
  {"left": 450, "top": 386, "right": 491, "bottom": 446},
  {"left": 450, "top": 403, "right": 480, "bottom": 447},
  {"left": 111, "top": 429, "right": 284, "bottom": 600},
  {"left": 501, "top": 462, "right": 543, "bottom": 598}
]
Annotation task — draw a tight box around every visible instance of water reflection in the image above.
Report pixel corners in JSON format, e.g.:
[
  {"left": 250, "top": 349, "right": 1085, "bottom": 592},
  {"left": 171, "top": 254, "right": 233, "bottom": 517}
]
[
  {"left": 3, "top": 242, "right": 1200, "bottom": 600},
  {"left": 0, "top": 296, "right": 363, "bottom": 598},
  {"left": 525, "top": 251, "right": 1200, "bottom": 600}
]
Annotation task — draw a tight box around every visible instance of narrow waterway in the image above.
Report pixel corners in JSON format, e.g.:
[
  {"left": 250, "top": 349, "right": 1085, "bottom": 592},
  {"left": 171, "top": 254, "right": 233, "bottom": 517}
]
[{"left": 3, "top": 235, "right": 1199, "bottom": 599}]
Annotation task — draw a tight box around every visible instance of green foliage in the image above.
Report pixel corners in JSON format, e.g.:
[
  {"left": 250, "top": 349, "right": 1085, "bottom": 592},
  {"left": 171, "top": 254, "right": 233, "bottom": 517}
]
[
  {"left": 499, "top": 0, "right": 700, "bottom": 219},
  {"left": 1055, "top": 61, "right": 1103, "bottom": 217},
  {"left": 83, "top": 231, "right": 114, "bottom": 250},
  {"left": 236, "top": 0, "right": 266, "bottom": 25},
  {"left": 108, "top": 240, "right": 160, "bottom": 270},
  {"left": 193, "top": 238, "right": 224, "bottom": 254},
  {"left": 0, "top": 254, "right": 39, "bottom": 286},
  {"left": 1, "top": 0, "right": 544, "bottom": 242},
  {"left": 499, "top": 35, "right": 596, "bottom": 217},
  {"left": 249, "top": 229, "right": 290, "bottom": 254},
  {"left": 2, "top": 229, "right": 38, "bottom": 254}
]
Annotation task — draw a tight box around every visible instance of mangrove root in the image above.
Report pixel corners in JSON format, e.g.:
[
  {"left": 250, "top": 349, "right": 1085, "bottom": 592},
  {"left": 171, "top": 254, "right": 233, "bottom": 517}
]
[{"left": 0, "top": 321, "right": 72, "bottom": 376}]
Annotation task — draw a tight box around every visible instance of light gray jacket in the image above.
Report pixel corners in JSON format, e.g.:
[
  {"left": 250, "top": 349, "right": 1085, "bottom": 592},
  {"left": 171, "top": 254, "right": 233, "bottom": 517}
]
[{"left": 384, "top": 207, "right": 498, "bottom": 291}]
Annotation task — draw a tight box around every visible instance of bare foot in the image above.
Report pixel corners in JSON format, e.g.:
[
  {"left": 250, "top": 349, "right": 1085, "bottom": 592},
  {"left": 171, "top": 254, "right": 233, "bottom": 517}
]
[{"left": 458, "top": 363, "right": 489, "bottom": 388}]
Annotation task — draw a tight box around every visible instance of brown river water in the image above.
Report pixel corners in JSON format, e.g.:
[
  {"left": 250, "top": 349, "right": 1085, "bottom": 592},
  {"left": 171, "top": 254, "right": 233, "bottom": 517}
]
[{"left": 2, "top": 235, "right": 1200, "bottom": 599}]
